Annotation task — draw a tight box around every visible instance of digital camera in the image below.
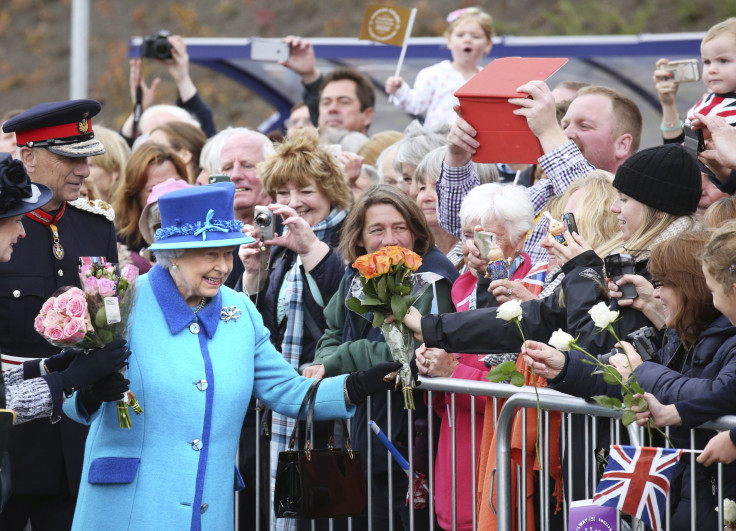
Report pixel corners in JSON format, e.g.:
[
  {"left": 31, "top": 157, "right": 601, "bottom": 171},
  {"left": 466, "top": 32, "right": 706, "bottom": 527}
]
[
  {"left": 140, "top": 31, "right": 173, "bottom": 60},
  {"left": 598, "top": 326, "right": 659, "bottom": 365},
  {"left": 254, "top": 206, "right": 274, "bottom": 241},
  {"left": 604, "top": 253, "right": 637, "bottom": 300}
]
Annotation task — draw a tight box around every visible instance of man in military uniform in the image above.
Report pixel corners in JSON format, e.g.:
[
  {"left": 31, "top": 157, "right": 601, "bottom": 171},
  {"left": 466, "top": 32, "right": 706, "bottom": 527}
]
[{"left": 0, "top": 100, "right": 118, "bottom": 530}]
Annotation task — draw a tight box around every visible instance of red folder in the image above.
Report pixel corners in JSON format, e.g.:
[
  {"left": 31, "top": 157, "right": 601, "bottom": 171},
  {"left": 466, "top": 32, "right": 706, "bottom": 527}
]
[{"left": 455, "top": 57, "right": 568, "bottom": 163}]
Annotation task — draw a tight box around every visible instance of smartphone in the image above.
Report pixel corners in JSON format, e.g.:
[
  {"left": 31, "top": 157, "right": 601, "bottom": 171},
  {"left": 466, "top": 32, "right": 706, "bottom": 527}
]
[
  {"left": 253, "top": 205, "right": 274, "bottom": 240},
  {"left": 661, "top": 59, "right": 701, "bottom": 83},
  {"left": 563, "top": 212, "right": 578, "bottom": 235},
  {"left": 208, "top": 174, "right": 231, "bottom": 184},
  {"left": 250, "top": 39, "right": 290, "bottom": 62}
]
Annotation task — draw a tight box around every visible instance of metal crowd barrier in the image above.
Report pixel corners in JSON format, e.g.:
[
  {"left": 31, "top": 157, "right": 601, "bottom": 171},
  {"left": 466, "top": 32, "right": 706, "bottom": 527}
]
[{"left": 239, "top": 376, "right": 736, "bottom": 531}]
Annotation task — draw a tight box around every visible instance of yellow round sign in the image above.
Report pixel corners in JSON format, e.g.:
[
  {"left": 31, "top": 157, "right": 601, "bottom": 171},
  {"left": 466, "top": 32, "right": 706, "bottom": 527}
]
[{"left": 366, "top": 8, "right": 402, "bottom": 42}]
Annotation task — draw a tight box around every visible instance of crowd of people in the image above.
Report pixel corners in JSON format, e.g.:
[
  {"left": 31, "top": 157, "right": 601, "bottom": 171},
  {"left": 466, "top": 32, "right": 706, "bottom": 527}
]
[{"left": 3, "top": 6, "right": 736, "bottom": 531}]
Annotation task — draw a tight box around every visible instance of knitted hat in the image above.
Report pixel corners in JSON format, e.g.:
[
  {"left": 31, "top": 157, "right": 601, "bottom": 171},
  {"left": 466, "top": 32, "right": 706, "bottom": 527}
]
[{"left": 612, "top": 144, "right": 701, "bottom": 216}]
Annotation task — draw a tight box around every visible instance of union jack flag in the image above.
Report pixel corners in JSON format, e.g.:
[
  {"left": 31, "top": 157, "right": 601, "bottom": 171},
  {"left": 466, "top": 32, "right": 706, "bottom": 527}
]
[
  {"left": 688, "top": 92, "right": 736, "bottom": 126},
  {"left": 593, "top": 445, "right": 683, "bottom": 531},
  {"left": 521, "top": 261, "right": 548, "bottom": 296}
]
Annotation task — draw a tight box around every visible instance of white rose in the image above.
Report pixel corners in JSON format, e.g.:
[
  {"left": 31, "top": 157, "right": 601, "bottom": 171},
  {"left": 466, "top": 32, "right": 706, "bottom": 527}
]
[
  {"left": 588, "top": 302, "right": 619, "bottom": 330},
  {"left": 497, "top": 299, "right": 523, "bottom": 322},
  {"left": 549, "top": 329, "right": 575, "bottom": 351},
  {"left": 724, "top": 498, "right": 736, "bottom": 524}
]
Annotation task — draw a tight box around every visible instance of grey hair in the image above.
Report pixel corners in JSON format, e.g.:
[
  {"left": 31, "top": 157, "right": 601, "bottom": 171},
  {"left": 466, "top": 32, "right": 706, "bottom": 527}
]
[
  {"left": 339, "top": 131, "right": 370, "bottom": 154},
  {"left": 153, "top": 248, "right": 186, "bottom": 269},
  {"left": 414, "top": 146, "right": 446, "bottom": 184},
  {"left": 139, "top": 104, "right": 200, "bottom": 134},
  {"left": 392, "top": 120, "right": 449, "bottom": 173},
  {"left": 459, "top": 183, "right": 534, "bottom": 246},
  {"left": 473, "top": 162, "right": 500, "bottom": 184},
  {"left": 200, "top": 128, "right": 241, "bottom": 174},
  {"left": 375, "top": 143, "right": 400, "bottom": 181},
  {"left": 360, "top": 164, "right": 380, "bottom": 186},
  {"left": 218, "top": 129, "right": 275, "bottom": 172}
]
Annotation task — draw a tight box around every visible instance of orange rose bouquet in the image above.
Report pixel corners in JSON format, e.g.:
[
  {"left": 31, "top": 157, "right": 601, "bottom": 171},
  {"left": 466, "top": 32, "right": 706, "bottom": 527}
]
[{"left": 347, "top": 246, "right": 431, "bottom": 409}]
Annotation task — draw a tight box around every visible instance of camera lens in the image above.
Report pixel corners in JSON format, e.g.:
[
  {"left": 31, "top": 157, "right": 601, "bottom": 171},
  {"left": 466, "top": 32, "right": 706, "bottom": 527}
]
[
  {"left": 254, "top": 213, "right": 270, "bottom": 227},
  {"left": 597, "top": 352, "right": 613, "bottom": 365}
]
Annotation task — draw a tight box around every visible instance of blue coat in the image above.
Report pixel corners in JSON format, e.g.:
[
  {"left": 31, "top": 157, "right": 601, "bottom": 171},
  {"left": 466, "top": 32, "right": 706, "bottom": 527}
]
[
  {"left": 634, "top": 315, "right": 736, "bottom": 531},
  {"left": 64, "top": 265, "right": 354, "bottom": 531}
]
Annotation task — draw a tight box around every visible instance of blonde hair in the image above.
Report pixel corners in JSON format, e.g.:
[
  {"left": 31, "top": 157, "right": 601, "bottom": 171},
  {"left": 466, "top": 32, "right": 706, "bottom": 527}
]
[
  {"left": 93, "top": 126, "right": 131, "bottom": 199},
  {"left": 703, "top": 220, "right": 736, "bottom": 292},
  {"left": 445, "top": 7, "right": 493, "bottom": 41},
  {"left": 703, "top": 18, "right": 736, "bottom": 45},
  {"left": 596, "top": 202, "right": 694, "bottom": 260},
  {"left": 259, "top": 128, "right": 351, "bottom": 211},
  {"left": 357, "top": 131, "right": 403, "bottom": 167},
  {"left": 703, "top": 195, "right": 736, "bottom": 228}
]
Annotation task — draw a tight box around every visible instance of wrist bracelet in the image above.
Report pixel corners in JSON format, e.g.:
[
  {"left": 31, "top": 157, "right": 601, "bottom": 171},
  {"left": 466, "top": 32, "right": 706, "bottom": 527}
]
[{"left": 660, "top": 119, "right": 683, "bottom": 132}]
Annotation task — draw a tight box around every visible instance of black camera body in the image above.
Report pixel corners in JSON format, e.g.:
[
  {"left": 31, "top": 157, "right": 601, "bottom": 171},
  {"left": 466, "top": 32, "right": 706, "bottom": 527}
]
[
  {"left": 140, "top": 31, "right": 173, "bottom": 60},
  {"left": 604, "top": 253, "right": 638, "bottom": 300},
  {"left": 598, "top": 326, "right": 659, "bottom": 365}
]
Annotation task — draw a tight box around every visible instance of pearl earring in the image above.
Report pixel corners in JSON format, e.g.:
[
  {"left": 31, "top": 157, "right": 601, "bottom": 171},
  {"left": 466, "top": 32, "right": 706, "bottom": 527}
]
[{"left": 172, "top": 264, "right": 178, "bottom": 270}]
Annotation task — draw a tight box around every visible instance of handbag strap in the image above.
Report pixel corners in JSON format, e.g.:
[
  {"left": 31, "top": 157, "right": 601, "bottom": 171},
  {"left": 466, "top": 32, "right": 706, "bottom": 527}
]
[
  {"left": 328, "top": 417, "right": 355, "bottom": 459},
  {"left": 287, "top": 379, "right": 322, "bottom": 451}
]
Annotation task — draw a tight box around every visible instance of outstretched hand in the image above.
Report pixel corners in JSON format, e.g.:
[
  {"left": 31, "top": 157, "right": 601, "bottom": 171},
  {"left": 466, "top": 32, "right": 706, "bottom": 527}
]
[
  {"left": 345, "top": 361, "right": 403, "bottom": 404},
  {"left": 522, "top": 340, "right": 566, "bottom": 380}
]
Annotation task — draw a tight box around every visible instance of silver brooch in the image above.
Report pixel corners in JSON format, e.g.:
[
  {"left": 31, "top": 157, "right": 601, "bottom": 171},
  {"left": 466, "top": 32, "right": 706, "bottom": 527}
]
[{"left": 220, "top": 305, "right": 242, "bottom": 323}]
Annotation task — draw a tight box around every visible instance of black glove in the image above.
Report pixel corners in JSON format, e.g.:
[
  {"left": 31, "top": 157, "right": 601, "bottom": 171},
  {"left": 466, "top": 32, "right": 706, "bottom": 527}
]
[
  {"left": 78, "top": 372, "right": 131, "bottom": 414},
  {"left": 345, "top": 361, "right": 402, "bottom": 405},
  {"left": 60, "top": 339, "right": 129, "bottom": 395},
  {"left": 0, "top": 411, "right": 13, "bottom": 457},
  {"left": 44, "top": 348, "right": 83, "bottom": 373}
]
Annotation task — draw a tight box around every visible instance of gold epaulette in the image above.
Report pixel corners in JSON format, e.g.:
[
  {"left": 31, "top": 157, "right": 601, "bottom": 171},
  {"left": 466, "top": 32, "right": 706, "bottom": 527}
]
[{"left": 68, "top": 198, "right": 115, "bottom": 222}]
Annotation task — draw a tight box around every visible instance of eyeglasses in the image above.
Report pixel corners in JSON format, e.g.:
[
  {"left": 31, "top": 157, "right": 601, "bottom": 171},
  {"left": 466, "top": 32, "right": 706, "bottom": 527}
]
[{"left": 650, "top": 279, "right": 664, "bottom": 289}]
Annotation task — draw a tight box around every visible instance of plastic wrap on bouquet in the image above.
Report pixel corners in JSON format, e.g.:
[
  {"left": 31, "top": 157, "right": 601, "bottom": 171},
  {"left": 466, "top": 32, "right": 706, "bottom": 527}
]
[
  {"left": 79, "top": 259, "right": 142, "bottom": 428},
  {"left": 380, "top": 322, "right": 415, "bottom": 409},
  {"left": 347, "top": 271, "right": 441, "bottom": 409},
  {"left": 35, "top": 258, "right": 142, "bottom": 429}
]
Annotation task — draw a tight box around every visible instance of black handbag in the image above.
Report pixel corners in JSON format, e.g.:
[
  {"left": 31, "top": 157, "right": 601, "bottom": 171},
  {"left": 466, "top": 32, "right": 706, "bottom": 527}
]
[{"left": 274, "top": 379, "right": 367, "bottom": 519}]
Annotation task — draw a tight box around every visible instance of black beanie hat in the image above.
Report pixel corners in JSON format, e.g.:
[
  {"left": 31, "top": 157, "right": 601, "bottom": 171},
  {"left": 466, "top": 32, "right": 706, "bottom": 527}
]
[{"left": 612, "top": 144, "right": 701, "bottom": 216}]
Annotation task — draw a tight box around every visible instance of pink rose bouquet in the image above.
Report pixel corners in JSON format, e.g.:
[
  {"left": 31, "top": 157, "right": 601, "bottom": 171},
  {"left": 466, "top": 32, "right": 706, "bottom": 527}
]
[{"left": 34, "top": 258, "right": 141, "bottom": 428}]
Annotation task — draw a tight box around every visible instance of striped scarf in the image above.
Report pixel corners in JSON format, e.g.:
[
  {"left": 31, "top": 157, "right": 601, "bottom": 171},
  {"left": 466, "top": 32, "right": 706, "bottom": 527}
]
[{"left": 270, "top": 207, "right": 347, "bottom": 531}]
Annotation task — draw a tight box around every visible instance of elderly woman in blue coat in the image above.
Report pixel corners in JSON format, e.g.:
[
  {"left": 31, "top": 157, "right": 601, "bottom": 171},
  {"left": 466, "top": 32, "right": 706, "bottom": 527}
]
[{"left": 63, "top": 182, "right": 398, "bottom": 531}]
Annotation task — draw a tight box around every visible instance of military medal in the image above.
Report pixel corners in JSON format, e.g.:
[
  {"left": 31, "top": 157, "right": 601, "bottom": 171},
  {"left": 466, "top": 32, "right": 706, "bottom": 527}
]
[
  {"left": 25, "top": 203, "right": 67, "bottom": 261},
  {"left": 50, "top": 224, "right": 64, "bottom": 259}
]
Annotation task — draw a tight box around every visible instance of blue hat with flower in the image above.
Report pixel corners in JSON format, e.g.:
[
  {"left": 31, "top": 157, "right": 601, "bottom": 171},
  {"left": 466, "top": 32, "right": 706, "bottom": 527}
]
[
  {"left": 148, "top": 182, "right": 255, "bottom": 250},
  {"left": 0, "top": 152, "right": 52, "bottom": 219}
]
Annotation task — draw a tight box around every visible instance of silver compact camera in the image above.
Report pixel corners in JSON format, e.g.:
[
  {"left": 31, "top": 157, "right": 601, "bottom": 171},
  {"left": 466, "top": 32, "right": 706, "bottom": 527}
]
[{"left": 253, "top": 206, "right": 274, "bottom": 240}]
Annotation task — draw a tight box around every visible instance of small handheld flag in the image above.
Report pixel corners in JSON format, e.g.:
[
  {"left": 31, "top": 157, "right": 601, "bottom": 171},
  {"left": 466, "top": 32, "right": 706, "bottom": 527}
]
[{"left": 593, "top": 445, "right": 683, "bottom": 531}]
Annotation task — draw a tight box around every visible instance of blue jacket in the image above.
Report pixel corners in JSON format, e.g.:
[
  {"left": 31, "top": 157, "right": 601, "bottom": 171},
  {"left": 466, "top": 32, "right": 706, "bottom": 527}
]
[
  {"left": 636, "top": 315, "right": 736, "bottom": 531},
  {"left": 64, "top": 265, "right": 354, "bottom": 531}
]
